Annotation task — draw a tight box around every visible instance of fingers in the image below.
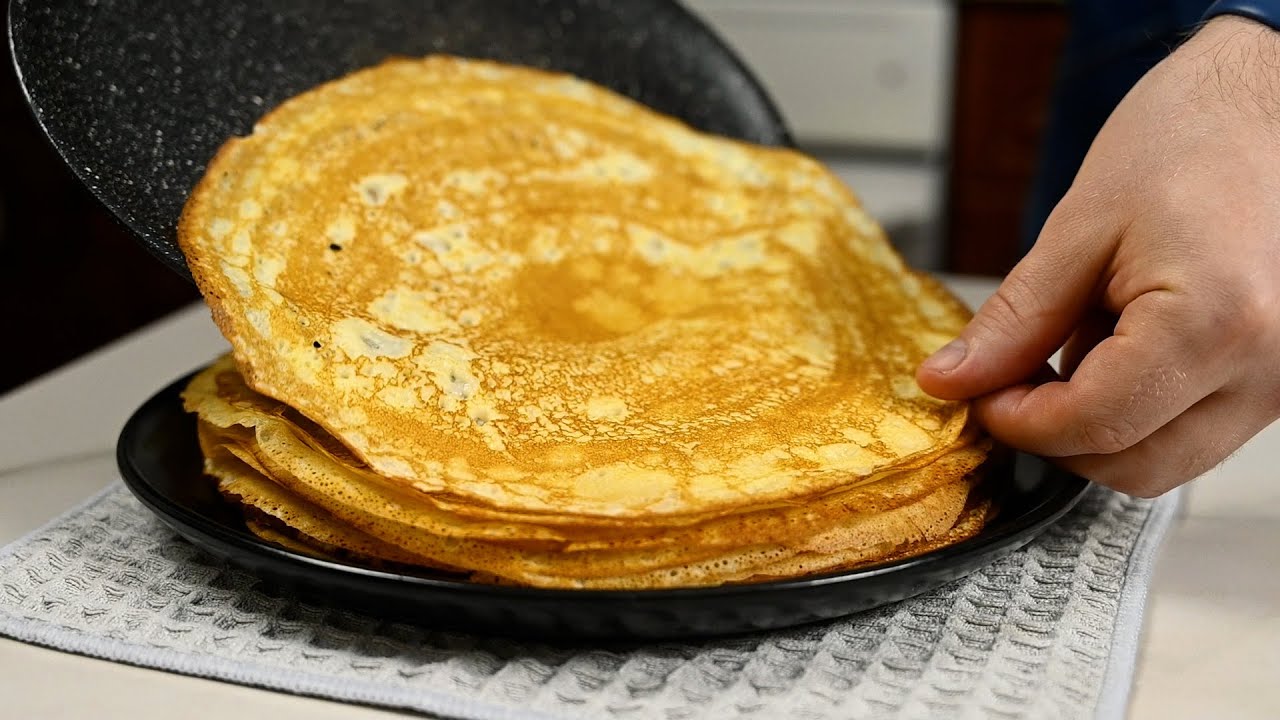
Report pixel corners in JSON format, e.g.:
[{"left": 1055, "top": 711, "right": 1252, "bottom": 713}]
[
  {"left": 1054, "top": 390, "right": 1274, "bottom": 497},
  {"left": 1058, "top": 309, "right": 1117, "bottom": 379},
  {"left": 972, "top": 290, "right": 1234, "bottom": 458},
  {"left": 918, "top": 195, "right": 1117, "bottom": 401}
]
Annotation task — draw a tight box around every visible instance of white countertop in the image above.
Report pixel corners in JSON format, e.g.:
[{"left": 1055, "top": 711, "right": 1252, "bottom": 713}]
[{"left": 1, "top": 276, "right": 1276, "bottom": 719}]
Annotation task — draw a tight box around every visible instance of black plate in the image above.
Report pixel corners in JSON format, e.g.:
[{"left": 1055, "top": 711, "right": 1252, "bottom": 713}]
[
  {"left": 8, "top": 0, "right": 792, "bottom": 281},
  {"left": 118, "top": 367, "right": 1090, "bottom": 641}
]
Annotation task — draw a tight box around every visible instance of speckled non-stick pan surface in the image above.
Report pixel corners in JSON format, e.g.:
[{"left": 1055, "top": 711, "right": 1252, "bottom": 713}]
[{"left": 8, "top": 0, "right": 792, "bottom": 280}]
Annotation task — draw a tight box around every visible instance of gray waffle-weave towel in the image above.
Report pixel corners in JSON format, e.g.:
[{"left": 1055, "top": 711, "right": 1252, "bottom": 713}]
[{"left": 0, "top": 482, "right": 1178, "bottom": 720}]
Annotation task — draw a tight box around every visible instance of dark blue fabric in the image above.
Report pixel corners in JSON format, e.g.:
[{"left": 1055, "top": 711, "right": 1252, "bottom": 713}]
[
  {"left": 1203, "top": 0, "right": 1280, "bottom": 31},
  {"left": 1021, "top": 0, "right": 1214, "bottom": 254}
]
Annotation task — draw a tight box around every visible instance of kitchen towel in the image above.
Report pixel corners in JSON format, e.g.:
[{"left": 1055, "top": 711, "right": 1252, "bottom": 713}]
[{"left": 0, "top": 482, "right": 1179, "bottom": 720}]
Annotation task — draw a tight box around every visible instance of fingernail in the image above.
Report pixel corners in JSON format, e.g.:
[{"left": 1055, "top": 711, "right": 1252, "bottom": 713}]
[{"left": 923, "top": 339, "right": 967, "bottom": 373}]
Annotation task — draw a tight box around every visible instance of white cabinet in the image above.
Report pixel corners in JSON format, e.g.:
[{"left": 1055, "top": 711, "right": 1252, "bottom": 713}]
[
  {"left": 684, "top": 1, "right": 955, "bottom": 269},
  {"left": 685, "top": 0, "right": 954, "bottom": 152}
]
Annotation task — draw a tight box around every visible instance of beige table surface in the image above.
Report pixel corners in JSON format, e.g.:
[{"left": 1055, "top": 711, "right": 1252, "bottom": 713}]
[{"left": 1, "top": 277, "right": 1276, "bottom": 719}]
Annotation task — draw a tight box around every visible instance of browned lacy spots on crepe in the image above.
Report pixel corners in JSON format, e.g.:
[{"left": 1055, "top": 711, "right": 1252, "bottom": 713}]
[
  {"left": 178, "top": 56, "right": 991, "bottom": 588},
  {"left": 187, "top": 357, "right": 989, "bottom": 588}
]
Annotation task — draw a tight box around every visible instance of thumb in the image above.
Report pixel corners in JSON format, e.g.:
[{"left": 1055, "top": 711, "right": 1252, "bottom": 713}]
[{"left": 917, "top": 197, "right": 1115, "bottom": 401}]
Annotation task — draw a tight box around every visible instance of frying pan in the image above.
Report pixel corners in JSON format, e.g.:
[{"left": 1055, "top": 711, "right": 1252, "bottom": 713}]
[{"left": 7, "top": 0, "right": 792, "bottom": 280}]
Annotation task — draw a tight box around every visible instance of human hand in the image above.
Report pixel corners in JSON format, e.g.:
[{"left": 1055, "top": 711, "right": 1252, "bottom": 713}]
[{"left": 917, "top": 16, "right": 1280, "bottom": 497}]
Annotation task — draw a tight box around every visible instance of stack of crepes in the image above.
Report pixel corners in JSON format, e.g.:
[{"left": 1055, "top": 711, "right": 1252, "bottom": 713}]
[{"left": 178, "top": 56, "right": 994, "bottom": 590}]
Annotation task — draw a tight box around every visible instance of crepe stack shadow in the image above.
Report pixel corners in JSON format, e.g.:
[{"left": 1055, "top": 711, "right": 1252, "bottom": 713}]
[{"left": 177, "top": 56, "right": 994, "bottom": 589}]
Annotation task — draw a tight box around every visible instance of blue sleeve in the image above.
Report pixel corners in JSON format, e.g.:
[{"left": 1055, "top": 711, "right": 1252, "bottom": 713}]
[
  {"left": 1203, "top": 1, "right": 1280, "bottom": 30},
  {"left": 1021, "top": 0, "right": 1213, "bottom": 255}
]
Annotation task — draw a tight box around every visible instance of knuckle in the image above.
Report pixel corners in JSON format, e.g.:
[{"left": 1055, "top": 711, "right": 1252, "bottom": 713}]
[
  {"left": 1262, "top": 380, "right": 1280, "bottom": 415},
  {"left": 1143, "top": 283, "right": 1266, "bottom": 363},
  {"left": 1115, "top": 477, "right": 1174, "bottom": 499},
  {"left": 1076, "top": 414, "right": 1143, "bottom": 455},
  {"left": 1073, "top": 426, "right": 1238, "bottom": 498},
  {"left": 1221, "top": 281, "right": 1275, "bottom": 344},
  {"left": 1040, "top": 192, "right": 1099, "bottom": 240},
  {"left": 1077, "top": 458, "right": 1178, "bottom": 498},
  {"left": 1169, "top": 269, "right": 1278, "bottom": 351},
  {"left": 979, "top": 273, "right": 1050, "bottom": 340},
  {"left": 1181, "top": 424, "right": 1249, "bottom": 479},
  {"left": 1180, "top": 449, "right": 1223, "bottom": 485},
  {"left": 1151, "top": 180, "right": 1199, "bottom": 222},
  {"left": 1128, "top": 459, "right": 1199, "bottom": 497}
]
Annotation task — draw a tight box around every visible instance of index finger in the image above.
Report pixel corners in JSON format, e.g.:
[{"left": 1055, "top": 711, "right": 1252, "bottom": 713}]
[{"left": 971, "top": 290, "right": 1232, "bottom": 457}]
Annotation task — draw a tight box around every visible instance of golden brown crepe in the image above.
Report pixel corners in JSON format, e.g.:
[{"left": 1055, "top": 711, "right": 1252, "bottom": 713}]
[
  {"left": 177, "top": 56, "right": 992, "bottom": 589},
  {"left": 185, "top": 352, "right": 990, "bottom": 589}
]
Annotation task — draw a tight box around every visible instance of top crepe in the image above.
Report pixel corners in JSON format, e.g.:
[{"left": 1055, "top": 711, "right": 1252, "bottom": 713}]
[{"left": 178, "top": 56, "right": 972, "bottom": 519}]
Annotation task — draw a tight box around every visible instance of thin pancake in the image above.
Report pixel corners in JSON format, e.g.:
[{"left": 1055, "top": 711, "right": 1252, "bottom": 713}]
[
  {"left": 215, "top": 428, "right": 989, "bottom": 589},
  {"left": 178, "top": 55, "right": 976, "bottom": 520},
  {"left": 189, "top": 358, "right": 989, "bottom": 588},
  {"left": 199, "top": 437, "right": 447, "bottom": 568},
  {"left": 186, "top": 357, "right": 988, "bottom": 543}
]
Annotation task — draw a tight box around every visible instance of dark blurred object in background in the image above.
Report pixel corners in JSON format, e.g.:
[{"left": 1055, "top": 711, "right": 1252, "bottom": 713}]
[
  {"left": 0, "top": 0, "right": 200, "bottom": 395},
  {"left": 946, "top": 0, "right": 1068, "bottom": 277}
]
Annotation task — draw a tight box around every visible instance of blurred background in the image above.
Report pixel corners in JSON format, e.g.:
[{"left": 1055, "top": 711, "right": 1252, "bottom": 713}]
[{"left": 0, "top": 0, "right": 1068, "bottom": 394}]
